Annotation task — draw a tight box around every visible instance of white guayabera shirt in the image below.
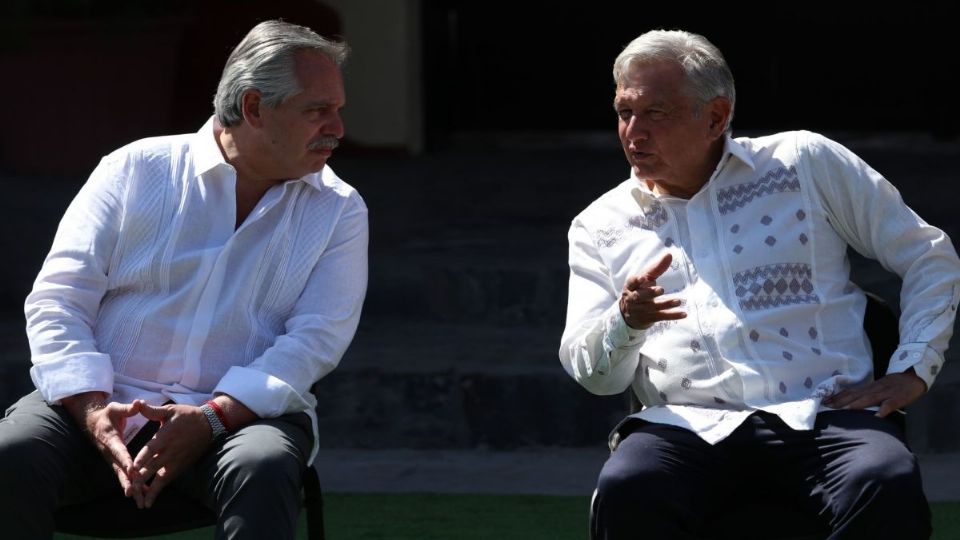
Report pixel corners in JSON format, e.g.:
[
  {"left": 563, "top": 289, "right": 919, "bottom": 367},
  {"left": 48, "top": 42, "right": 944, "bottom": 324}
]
[
  {"left": 560, "top": 131, "right": 959, "bottom": 444},
  {"left": 26, "top": 118, "right": 368, "bottom": 464}
]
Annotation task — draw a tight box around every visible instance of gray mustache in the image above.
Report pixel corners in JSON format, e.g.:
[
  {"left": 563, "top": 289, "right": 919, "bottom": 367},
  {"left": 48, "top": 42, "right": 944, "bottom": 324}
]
[{"left": 308, "top": 137, "right": 340, "bottom": 151}]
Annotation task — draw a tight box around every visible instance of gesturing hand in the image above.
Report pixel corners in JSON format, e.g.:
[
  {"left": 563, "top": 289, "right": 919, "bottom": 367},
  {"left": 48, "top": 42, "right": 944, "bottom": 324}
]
[
  {"left": 131, "top": 403, "right": 213, "bottom": 509},
  {"left": 822, "top": 369, "right": 928, "bottom": 418},
  {"left": 620, "top": 252, "right": 686, "bottom": 329},
  {"left": 62, "top": 392, "right": 145, "bottom": 506}
]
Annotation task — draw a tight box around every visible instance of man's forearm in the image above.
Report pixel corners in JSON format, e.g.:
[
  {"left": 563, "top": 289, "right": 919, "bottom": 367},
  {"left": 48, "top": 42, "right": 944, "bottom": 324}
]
[
  {"left": 61, "top": 391, "right": 109, "bottom": 429},
  {"left": 209, "top": 394, "right": 259, "bottom": 432}
]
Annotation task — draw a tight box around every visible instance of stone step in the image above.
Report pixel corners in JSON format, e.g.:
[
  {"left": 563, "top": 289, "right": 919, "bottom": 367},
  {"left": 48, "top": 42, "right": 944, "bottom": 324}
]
[
  {"left": 2, "top": 314, "right": 959, "bottom": 454},
  {"left": 313, "top": 319, "right": 960, "bottom": 453}
]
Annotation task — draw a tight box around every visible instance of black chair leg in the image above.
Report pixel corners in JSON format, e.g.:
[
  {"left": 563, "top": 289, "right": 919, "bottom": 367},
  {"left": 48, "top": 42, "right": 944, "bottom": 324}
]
[{"left": 304, "top": 466, "right": 326, "bottom": 540}]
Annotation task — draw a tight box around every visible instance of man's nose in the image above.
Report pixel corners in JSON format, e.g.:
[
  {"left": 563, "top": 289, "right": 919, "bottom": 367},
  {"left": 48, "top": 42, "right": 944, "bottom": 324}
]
[
  {"left": 328, "top": 111, "right": 345, "bottom": 139},
  {"left": 624, "top": 117, "right": 648, "bottom": 143}
]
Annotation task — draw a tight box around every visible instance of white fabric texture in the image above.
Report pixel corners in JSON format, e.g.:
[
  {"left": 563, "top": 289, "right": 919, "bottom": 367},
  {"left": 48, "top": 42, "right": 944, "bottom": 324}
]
[
  {"left": 560, "top": 130, "right": 959, "bottom": 443},
  {"left": 26, "top": 118, "right": 368, "bottom": 464}
]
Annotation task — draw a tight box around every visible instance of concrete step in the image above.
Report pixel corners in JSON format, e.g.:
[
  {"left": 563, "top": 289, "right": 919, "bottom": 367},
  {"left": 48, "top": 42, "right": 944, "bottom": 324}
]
[
  {"left": 314, "top": 321, "right": 627, "bottom": 449},
  {"left": 314, "top": 317, "right": 960, "bottom": 453}
]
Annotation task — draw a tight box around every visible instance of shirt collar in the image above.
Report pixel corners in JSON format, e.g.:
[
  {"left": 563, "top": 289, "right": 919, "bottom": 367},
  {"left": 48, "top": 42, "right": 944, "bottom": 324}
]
[
  {"left": 192, "top": 116, "right": 228, "bottom": 177},
  {"left": 724, "top": 133, "right": 756, "bottom": 171},
  {"left": 629, "top": 133, "right": 757, "bottom": 203},
  {"left": 191, "top": 116, "right": 326, "bottom": 192}
]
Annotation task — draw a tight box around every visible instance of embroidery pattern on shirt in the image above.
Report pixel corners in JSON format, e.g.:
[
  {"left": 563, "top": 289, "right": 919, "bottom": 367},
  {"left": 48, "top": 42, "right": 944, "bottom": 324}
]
[
  {"left": 717, "top": 166, "right": 801, "bottom": 215},
  {"left": 733, "top": 263, "right": 821, "bottom": 311},
  {"left": 593, "top": 226, "right": 624, "bottom": 247},
  {"left": 644, "top": 319, "right": 677, "bottom": 340},
  {"left": 627, "top": 199, "right": 669, "bottom": 231}
]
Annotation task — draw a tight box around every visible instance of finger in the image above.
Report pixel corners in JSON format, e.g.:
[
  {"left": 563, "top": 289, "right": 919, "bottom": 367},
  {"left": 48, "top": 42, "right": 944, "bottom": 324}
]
[
  {"left": 875, "top": 398, "right": 900, "bottom": 418},
  {"left": 624, "top": 287, "right": 665, "bottom": 304},
  {"left": 133, "top": 439, "right": 162, "bottom": 474},
  {"left": 640, "top": 252, "right": 673, "bottom": 282},
  {"left": 623, "top": 274, "right": 647, "bottom": 292},
  {"left": 645, "top": 309, "right": 687, "bottom": 322},
  {"left": 822, "top": 391, "right": 845, "bottom": 407},
  {"left": 649, "top": 297, "right": 683, "bottom": 310},
  {"left": 110, "top": 400, "right": 144, "bottom": 418},
  {"left": 624, "top": 308, "right": 687, "bottom": 328},
  {"left": 112, "top": 460, "right": 146, "bottom": 509},
  {"left": 128, "top": 399, "right": 145, "bottom": 416},
  {"left": 102, "top": 434, "right": 134, "bottom": 471},
  {"left": 138, "top": 403, "right": 171, "bottom": 423},
  {"left": 134, "top": 454, "right": 161, "bottom": 482},
  {"left": 823, "top": 385, "right": 873, "bottom": 408},
  {"left": 144, "top": 469, "right": 173, "bottom": 509},
  {"left": 824, "top": 390, "right": 866, "bottom": 409},
  {"left": 623, "top": 298, "right": 684, "bottom": 320},
  {"left": 114, "top": 463, "right": 147, "bottom": 509},
  {"left": 838, "top": 393, "right": 887, "bottom": 411},
  {"left": 111, "top": 462, "right": 132, "bottom": 492},
  {"left": 623, "top": 253, "right": 673, "bottom": 291}
]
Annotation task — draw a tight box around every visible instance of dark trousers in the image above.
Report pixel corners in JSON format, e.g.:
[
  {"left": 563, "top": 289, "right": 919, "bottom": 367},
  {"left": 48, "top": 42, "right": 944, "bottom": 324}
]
[
  {"left": 593, "top": 410, "right": 931, "bottom": 540},
  {"left": 0, "top": 391, "right": 313, "bottom": 540}
]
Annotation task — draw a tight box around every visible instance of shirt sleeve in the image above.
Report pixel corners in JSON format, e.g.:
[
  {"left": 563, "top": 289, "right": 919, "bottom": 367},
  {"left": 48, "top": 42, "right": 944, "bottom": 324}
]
[
  {"left": 214, "top": 193, "right": 369, "bottom": 418},
  {"left": 559, "top": 217, "right": 646, "bottom": 396},
  {"left": 25, "top": 153, "right": 128, "bottom": 403},
  {"left": 803, "top": 132, "right": 960, "bottom": 389}
]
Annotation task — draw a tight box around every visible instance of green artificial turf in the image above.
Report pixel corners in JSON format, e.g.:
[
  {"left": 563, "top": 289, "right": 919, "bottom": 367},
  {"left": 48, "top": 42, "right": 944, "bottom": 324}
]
[{"left": 54, "top": 495, "right": 960, "bottom": 540}]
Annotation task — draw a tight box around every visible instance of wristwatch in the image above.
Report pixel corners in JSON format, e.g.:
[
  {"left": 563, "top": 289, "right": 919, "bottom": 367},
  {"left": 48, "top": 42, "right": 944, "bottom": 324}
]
[{"left": 200, "top": 403, "right": 229, "bottom": 440}]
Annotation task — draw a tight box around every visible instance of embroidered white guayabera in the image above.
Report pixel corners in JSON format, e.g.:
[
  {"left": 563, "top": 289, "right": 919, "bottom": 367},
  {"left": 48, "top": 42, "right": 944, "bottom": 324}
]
[{"left": 561, "top": 130, "right": 959, "bottom": 444}]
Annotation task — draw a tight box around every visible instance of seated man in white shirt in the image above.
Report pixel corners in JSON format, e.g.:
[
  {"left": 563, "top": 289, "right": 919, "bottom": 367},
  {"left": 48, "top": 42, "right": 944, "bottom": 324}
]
[
  {"left": 560, "top": 29, "right": 959, "bottom": 540},
  {"left": 0, "top": 20, "right": 367, "bottom": 540}
]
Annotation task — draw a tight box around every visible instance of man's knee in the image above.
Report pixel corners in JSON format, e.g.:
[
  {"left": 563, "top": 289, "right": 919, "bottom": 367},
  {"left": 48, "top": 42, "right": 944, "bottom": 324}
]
[
  {"left": 844, "top": 438, "right": 924, "bottom": 501},
  {"left": 209, "top": 419, "right": 310, "bottom": 539},
  {"left": 596, "top": 457, "right": 663, "bottom": 509},
  {"left": 0, "top": 414, "right": 72, "bottom": 535},
  {"left": 596, "top": 438, "right": 702, "bottom": 519},
  {"left": 0, "top": 431, "right": 45, "bottom": 497},
  {"left": 830, "top": 436, "right": 931, "bottom": 538},
  {"left": 0, "top": 410, "right": 72, "bottom": 502},
  {"left": 215, "top": 421, "right": 308, "bottom": 496}
]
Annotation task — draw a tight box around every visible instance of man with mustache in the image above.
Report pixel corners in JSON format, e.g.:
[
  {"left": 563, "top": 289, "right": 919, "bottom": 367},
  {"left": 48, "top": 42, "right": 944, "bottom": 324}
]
[
  {"left": 561, "top": 29, "right": 958, "bottom": 539},
  {"left": 0, "top": 20, "right": 367, "bottom": 540}
]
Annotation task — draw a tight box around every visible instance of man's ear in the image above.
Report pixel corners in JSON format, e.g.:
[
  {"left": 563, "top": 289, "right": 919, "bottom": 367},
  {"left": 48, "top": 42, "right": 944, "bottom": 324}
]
[
  {"left": 707, "top": 96, "right": 732, "bottom": 138},
  {"left": 241, "top": 89, "right": 264, "bottom": 128}
]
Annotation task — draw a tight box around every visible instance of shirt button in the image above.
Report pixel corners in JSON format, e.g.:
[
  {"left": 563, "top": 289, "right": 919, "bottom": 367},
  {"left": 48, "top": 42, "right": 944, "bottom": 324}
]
[{"left": 709, "top": 299, "right": 719, "bottom": 307}]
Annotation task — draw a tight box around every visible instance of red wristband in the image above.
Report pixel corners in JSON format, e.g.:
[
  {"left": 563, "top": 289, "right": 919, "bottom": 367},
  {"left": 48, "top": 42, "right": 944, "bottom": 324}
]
[{"left": 205, "top": 399, "right": 232, "bottom": 432}]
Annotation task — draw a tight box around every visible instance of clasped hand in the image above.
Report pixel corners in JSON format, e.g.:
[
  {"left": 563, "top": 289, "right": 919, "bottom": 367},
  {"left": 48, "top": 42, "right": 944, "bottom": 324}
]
[{"left": 72, "top": 397, "right": 214, "bottom": 509}]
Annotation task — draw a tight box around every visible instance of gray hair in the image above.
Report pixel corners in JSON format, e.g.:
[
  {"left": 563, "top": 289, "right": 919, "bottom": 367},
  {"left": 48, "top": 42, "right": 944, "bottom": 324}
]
[
  {"left": 214, "top": 20, "right": 349, "bottom": 127},
  {"left": 613, "top": 30, "right": 736, "bottom": 132}
]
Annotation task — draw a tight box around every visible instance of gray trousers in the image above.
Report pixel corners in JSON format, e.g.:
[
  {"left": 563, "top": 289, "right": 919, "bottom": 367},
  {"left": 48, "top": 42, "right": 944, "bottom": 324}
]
[{"left": 0, "top": 391, "right": 313, "bottom": 540}]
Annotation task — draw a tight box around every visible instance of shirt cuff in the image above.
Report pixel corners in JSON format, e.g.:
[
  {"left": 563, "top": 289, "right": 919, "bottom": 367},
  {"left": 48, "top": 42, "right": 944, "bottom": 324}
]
[
  {"left": 603, "top": 303, "right": 646, "bottom": 349},
  {"left": 595, "top": 303, "right": 645, "bottom": 375},
  {"left": 29, "top": 353, "right": 114, "bottom": 404},
  {"left": 214, "top": 366, "right": 311, "bottom": 418},
  {"left": 885, "top": 343, "right": 942, "bottom": 390}
]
